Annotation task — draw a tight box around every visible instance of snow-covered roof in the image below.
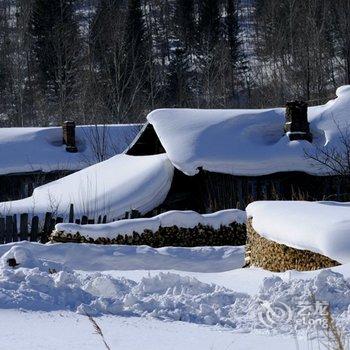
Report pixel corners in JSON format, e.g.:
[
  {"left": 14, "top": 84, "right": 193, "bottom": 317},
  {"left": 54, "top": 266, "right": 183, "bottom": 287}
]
[
  {"left": 0, "top": 124, "right": 141, "bottom": 175},
  {"left": 247, "top": 200, "right": 350, "bottom": 264},
  {"left": 54, "top": 209, "right": 246, "bottom": 239},
  {"left": 148, "top": 86, "right": 350, "bottom": 176},
  {"left": 0, "top": 153, "right": 174, "bottom": 220}
]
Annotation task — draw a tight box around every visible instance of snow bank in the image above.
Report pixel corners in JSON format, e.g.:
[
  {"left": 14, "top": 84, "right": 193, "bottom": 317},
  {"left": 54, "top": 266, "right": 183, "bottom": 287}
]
[
  {"left": 148, "top": 85, "right": 350, "bottom": 176},
  {"left": 247, "top": 200, "right": 350, "bottom": 264},
  {"left": 0, "top": 154, "right": 174, "bottom": 221},
  {"left": 0, "top": 124, "right": 141, "bottom": 175},
  {"left": 1, "top": 245, "right": 350, "bottom": 334},
  {"left": 0, "top": 245, "right": 248, "bottom": 320},
  {"left": 0, "top": 241, "right": 245, "bottom": 272},
  {"left": 54, "top": 209, "right": 246, "bottom": 239}
]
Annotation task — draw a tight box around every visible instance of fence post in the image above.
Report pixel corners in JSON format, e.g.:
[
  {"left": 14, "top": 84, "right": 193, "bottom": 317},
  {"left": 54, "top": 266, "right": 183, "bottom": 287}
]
[
  {"left": 81, "top": 216, "right": 88, "bottom": 225},
  {"left": 19, "top": 213, "right": 29, "bottom": 241},
  {"left": 12, "top": 214, "right": 18, "bottom": 242},
  {"left": 102, "top": 215, "right": 107, "bottom": 223},
  {"left": 130, "top": 210, "right": 141, "bottom": 219},
  {"left": 0, "top": 218, "right": 5, "bottom": 244},
  {"left": 42, "top": 212, "right": 52, "bottom": 243},
  {"left": 68, "top": 204, "right": 74, "bottom": 223},
  {"left": 30, "top": 216, "right": 39, "bottom": 242},
  {"left": 5, "top": 216, "right": 13, "bottom": 243},
  {"left": 50, "top": 218, "right": 56, "bottom": 233}
]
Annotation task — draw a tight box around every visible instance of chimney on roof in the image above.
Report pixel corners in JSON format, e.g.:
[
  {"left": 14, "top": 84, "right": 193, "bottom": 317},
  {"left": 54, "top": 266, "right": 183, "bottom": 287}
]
[
  {"left": 284, "top": 101, "right": 312, "bottom": 142},
  {"left": 62, "top": 121, "right": 78, "bottom": 153}
]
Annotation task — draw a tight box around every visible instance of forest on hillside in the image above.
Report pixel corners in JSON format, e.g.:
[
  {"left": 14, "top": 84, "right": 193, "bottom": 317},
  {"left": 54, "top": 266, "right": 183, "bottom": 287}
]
[{"left": 0, "top": 0, "right": 349, "bottom": 126}]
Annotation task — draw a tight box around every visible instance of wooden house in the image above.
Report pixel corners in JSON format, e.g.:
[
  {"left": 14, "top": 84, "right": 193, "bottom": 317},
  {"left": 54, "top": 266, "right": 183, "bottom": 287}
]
[
  {"left": 0, "top": 122, "right": 141, "bottom": 201},
  {"left": 127, "top": 94, "right": 350, "bottom": 213}
]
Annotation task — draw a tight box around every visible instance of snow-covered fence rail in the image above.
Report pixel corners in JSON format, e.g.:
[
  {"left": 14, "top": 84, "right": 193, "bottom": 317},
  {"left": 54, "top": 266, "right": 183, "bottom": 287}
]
[
  {"left": 0, "top": 205, "right": 247, "bottom": 247},
  {"left": 0, "top": 214, "right": 40, "bottom": 244},
  {"left": 0, "top": 204, "right": 142, "bottom": 244}
]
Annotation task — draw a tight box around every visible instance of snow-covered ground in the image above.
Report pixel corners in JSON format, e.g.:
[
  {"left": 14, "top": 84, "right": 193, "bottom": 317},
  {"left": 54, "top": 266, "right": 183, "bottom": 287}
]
[
  {"left": 0, "top": 241, "right": 349, "bottom": 349},
  {"left": 1, "top": 310, "right": 315, "bottom": 350}
]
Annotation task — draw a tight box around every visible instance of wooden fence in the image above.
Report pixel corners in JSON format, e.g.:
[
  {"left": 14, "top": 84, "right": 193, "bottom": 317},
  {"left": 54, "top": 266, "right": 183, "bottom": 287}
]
[{"left": 0, "top": 204, "right": 141, "bottom": 244}]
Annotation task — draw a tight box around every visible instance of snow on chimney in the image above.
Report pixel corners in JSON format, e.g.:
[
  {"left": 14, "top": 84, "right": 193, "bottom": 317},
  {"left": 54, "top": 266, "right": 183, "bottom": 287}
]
[
  {"left": 284, "top": 101, "right": 312, "bottom": 142},
  {"left": 62, "top": 121, "right": 78, "bottom": 153}
]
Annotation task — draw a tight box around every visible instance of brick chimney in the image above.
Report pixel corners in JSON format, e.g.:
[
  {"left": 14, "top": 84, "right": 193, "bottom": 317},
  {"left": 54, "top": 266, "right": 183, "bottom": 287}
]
[
  {"left": 62, "top": 121, "right": 78, "bottom": 153},
  {"left": 284, "top": 101, "right": 312, "bottom": 142}
]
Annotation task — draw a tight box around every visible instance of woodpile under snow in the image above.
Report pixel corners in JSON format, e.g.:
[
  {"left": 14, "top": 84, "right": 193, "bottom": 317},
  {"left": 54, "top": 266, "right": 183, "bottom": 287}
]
[
  {"left": 51, "top": 222, "right": 246, "bottom": 247},
  {"left": 245, "top": 219, "right": 340, "bottom": 272}
]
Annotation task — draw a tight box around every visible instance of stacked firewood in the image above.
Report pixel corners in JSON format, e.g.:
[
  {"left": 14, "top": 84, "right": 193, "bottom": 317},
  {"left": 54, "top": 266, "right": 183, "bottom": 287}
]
[
  {"left": 51, "top": 222, "right": 246, "bottom": 247},
  {"left": 246, "top": 218, "right": 340, "bottom": 272}
]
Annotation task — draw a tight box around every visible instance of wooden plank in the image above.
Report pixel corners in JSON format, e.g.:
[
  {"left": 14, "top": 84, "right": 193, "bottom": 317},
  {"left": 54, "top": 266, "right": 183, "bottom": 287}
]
[
  {"left": 5, "top": 216, "right": 13, "bottom": 243},
  {"left": 19, "top": 213, "right": 29, "bottom": 241},
  {"left": 81, "top": 216, "right": 88, "bottom": 225},
  {"left": 68, "top": 204, "right": 74, "bottom": 223},
  {"left": 30, "top": 216, "right": 39, "bottom": 242},
  {"left": 50, "top": 218, "right": 56, "bottom": 232},
  {"left": 41, "top": 212, "right": 52, "bottom": 243},
  {"left": 0, "top": 218, "right": 5, "bottom": 244},
  {"left": 43, "top": 212, "right": 52, "bottom": 233},
  {"left": 12, "top": 214, "right": 18, "bottom": 242},
  {"left": 130, "top": 210, "right": 140, "bottom": 219}
]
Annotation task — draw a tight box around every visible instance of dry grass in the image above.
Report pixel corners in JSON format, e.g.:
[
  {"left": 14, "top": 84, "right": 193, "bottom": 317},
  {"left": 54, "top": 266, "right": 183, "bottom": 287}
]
[
  {"left": 321, "top": 307, "right": 348, "bottom": 350},
  {"left": 87, "top": 314, "right": 112, "bottom": 350}
]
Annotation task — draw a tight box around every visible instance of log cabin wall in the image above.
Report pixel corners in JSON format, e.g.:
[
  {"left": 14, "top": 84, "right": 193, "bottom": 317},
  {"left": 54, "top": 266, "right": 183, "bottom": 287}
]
[
  {"left": 156, "top": 170, "right": 350, "bottom": 214},
  {"left": 197, "top": 171, "right": 350, "bottom": 212},
  {"left": 0, "top": 171, "right": 72, "bottom": 201}
]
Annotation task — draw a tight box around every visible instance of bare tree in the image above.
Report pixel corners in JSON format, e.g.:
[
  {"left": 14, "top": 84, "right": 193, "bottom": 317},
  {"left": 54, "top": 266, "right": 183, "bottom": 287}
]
[
  {"left": 9, "top": 0, "right": 35, "bottom": 126},
  {"left": 304, "top": 121, "right": 350, "bottom": 199},
  {"left": 305, "top": 122, "right": 350, "bottom": 177}
]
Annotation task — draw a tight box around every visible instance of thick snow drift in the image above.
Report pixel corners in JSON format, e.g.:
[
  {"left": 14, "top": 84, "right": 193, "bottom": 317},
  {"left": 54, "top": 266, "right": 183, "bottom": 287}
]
[
  {"left": 148, "top": 86, "right": 350, "bottom": 176},
  {"left": 0, "top": 154, "right": 174, "bottom": 221},
  {"left": 0, "top": 124, "right": 141, "bottom": 175},
  {"left": 0, "top": 241, "right": 245, "bottom": 272},
  {"left": 0, "top": 244, "right": 350, "bottom": 335},
  {"left": 247, "top": 200, "right": 350, "bottom": 264},
  {"left": 55, "top": 209, "right": 246, "bottom": 239}
]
